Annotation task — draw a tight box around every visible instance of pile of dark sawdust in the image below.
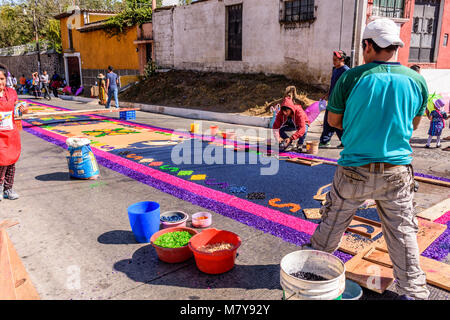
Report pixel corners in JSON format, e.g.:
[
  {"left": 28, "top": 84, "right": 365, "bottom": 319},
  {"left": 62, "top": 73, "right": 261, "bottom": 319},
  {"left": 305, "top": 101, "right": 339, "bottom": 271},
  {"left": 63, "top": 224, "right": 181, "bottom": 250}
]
[{"left": 119, "top": 70, "right": 325, "bottom": 117}]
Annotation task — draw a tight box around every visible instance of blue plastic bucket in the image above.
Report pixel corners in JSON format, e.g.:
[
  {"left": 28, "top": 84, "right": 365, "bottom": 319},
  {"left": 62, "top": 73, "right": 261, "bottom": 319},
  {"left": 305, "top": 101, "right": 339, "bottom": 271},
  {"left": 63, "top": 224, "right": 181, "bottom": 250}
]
[
  {"left": 127, "top": 201, "right": 161, "bottom": 243},
  {"left": 342, "top": 279, "right": 363, "bottom": 300}
]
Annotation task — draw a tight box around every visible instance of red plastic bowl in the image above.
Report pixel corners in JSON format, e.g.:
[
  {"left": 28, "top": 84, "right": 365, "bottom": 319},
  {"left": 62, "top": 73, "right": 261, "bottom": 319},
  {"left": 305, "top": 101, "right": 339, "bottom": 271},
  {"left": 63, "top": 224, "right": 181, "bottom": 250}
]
[
  {"left": 150, "top": 227, "right": 198, "bottom": 263},
  {"left": 188, "top": 228, "right": 241, "bottom": 274}
]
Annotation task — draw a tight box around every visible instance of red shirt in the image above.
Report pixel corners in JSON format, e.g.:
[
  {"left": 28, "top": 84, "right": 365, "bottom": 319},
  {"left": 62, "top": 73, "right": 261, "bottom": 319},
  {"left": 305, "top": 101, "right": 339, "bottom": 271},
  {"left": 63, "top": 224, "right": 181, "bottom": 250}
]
[{"left": 0, "top": 87, "right": 21, "bottom": 166}]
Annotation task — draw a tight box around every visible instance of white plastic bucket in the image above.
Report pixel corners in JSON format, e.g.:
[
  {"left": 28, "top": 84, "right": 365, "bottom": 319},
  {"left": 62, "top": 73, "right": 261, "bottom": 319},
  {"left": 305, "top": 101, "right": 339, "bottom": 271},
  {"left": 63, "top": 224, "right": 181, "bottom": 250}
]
[{"left": 280, "top": 250, "right": 346, "bottom": 300}]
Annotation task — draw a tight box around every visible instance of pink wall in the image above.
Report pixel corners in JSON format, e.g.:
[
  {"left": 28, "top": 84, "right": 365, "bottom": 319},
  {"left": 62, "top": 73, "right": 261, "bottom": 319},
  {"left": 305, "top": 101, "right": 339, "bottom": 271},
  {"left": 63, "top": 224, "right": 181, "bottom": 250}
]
[
  {"left": 436, "top": 0, "right": 450, "bottom": 68},
  {"left": 371, "top": 0, "right": 450, "bottom": 69}
]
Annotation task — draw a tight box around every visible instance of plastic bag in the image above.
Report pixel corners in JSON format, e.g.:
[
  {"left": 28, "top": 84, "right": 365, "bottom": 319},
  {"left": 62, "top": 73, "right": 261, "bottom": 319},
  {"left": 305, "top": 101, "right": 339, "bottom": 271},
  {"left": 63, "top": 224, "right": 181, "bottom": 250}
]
[
  {"left": 66, "top": 138, "right": 100, "bottom": 179},
  {"left": 305, "top": 101, "right": 321, "bottom": 123}
]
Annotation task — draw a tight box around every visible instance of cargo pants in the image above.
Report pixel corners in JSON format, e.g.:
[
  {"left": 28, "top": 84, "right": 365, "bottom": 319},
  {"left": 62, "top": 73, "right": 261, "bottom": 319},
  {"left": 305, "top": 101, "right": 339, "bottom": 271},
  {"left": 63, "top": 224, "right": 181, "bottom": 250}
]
[{"left": 309, "top": 164, "right": 430, "bottom": 300}]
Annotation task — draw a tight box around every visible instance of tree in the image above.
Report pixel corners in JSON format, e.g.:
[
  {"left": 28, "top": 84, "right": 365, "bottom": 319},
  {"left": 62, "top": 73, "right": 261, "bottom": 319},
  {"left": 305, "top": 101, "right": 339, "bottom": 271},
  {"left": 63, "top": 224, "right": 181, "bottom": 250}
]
[
  {"left": 104, "top": 0, "right": 153, "bottom": 37},
  {"left": 0, "top": 0, "right": 123, "bottom": 50}
]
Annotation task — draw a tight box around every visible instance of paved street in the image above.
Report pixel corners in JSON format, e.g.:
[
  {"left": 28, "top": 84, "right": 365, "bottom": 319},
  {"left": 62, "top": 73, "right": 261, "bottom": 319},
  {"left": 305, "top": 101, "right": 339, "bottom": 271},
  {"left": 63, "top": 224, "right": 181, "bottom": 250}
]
[{"left": 1, "top": 96, "right": 448, "bottom": 300}]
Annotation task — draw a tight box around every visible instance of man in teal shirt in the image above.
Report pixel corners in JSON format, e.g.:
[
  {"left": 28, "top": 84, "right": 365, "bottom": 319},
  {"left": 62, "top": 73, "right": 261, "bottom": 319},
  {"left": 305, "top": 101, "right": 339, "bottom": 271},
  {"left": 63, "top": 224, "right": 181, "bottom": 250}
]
[{"left": 306, "top": 18, "right": 429, "bottom": 300}]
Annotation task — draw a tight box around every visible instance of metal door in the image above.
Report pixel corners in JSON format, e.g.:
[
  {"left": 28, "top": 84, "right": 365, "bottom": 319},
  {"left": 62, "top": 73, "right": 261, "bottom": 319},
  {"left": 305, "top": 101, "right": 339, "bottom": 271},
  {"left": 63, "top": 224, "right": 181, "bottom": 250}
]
[
  {"left": 226, "top": 4, "right": 242, "bottom": 61},
  {"left": 409, "top": 0, "right": 441, "bottom": 62}
]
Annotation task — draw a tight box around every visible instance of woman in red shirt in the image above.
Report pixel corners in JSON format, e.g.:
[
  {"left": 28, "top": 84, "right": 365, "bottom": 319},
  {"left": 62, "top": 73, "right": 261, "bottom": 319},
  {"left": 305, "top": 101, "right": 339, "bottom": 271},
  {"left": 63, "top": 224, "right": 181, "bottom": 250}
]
[{"left": 0, "top": 64, "right": 27, "bottom": 200}]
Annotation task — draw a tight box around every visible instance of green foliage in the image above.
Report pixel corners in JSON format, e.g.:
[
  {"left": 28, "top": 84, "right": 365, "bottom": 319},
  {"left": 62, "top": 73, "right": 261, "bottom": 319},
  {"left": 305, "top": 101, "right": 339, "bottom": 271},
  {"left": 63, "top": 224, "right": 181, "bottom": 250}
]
[
  {"left": 178, "top": 0, "right": 193, "bottom": 5},
  {"left": 0, "top": 0, "right": 123, "bottom": 50},
  {"left": 143, "top": 60, "right": 157, "bottom": 79},
  {"left": 104, "top": 0, "right": 153, "bottom": 38}
]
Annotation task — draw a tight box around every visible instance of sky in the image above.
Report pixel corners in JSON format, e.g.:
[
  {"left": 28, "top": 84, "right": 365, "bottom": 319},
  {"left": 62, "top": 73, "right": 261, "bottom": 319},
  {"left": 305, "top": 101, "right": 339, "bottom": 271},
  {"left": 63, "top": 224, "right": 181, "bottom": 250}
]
[{"left": 163, "top": 0, "right": 178, "bottom": 5}]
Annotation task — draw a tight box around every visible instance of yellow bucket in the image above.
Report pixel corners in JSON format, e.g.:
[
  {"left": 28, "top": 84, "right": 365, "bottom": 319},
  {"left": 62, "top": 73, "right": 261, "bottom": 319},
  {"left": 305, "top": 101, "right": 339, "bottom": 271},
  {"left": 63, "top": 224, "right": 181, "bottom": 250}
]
[{"left": 190, "top": 123, "right": 200, "bottom": 133}]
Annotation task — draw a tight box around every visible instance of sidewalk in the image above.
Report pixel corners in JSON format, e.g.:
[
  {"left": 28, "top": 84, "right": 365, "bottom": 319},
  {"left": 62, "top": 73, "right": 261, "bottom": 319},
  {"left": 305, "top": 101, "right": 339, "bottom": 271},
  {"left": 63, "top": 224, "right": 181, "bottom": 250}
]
[{"left": 58, "top": 95, "right": 272, "bottom": 128}]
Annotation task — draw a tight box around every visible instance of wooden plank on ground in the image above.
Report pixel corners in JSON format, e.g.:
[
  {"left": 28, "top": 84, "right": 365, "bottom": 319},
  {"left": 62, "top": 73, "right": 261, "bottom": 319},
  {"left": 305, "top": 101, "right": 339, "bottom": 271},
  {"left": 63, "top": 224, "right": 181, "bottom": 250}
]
[
  {"left": 0, "top": 230, "right": 17, "bottom": 300},
  {"left": 364, "top": 247, "right": 393, "bottom": 268},
  {"left": 375, "top": 218, "right": 447, "bottom": 253},
  {"left": 346, "top": 217, "right": 382, "bottom": 239},
  {"left": 414, "top": 176, "right": 450, "bottom": 188},
  {"left": 303, "top": 208, "right": 322, "bottom": 220},
  {"left": 420, "top": 256, "right": 450, "bottom": 292},
  {"left": 417, "top": 198, "right": 450, "bottom": 221},
  {"left": 339, "top": 234, "right": 373, "bottom": 255},
  {"left": 19, "top": 107, "right": 140, "bottom": 119},
  {"left": 5, "top": 232, "right": 40, "bottom": 300},
  {"left": 345, "top": 245, "right": 394, "bottom": 294},
  {"left": 362, "top": 247, "right": 450, "bottom": 292},
  {"left": 287, "top": 158, "right": 323, "bottom": 166}
]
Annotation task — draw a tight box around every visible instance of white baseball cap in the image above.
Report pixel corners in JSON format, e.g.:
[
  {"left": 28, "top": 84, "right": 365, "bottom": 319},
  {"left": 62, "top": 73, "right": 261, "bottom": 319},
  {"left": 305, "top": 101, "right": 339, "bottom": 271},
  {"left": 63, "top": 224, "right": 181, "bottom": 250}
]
[{"left": 362, "top": 18, "right": 404, "bottom": 48}]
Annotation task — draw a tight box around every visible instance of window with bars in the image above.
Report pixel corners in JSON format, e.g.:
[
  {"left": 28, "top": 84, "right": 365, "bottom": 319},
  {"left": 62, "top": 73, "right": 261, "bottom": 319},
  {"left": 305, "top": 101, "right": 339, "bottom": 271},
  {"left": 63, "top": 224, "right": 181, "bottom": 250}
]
[
  {"left": 226, "top": 4, "right": 242, "bottom": 61},
  {"left": 372, "top": 0, "right": 405, "bottom": 18},
  {"left": 284, "top": 0, "right": 315, "bottom": 23},
  {"left": 68, "top": 26, "right": 74, "bottom": 50}
]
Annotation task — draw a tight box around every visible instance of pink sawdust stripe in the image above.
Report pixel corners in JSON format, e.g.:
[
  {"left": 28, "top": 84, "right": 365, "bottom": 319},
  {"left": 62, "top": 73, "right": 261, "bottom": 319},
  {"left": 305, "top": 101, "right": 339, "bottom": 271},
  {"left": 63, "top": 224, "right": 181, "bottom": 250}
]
[
  {"left": 22, "top": 99, "right": 70, "bottom": 111},
  {"left": 434, "top": 211, "right": 450, "bottom": 225},
  {"left": 19, "top": 101, "right": 333, "bottom": 163},
  {"left": 26, "top": 125, "right": 319, "bottom": 236}
]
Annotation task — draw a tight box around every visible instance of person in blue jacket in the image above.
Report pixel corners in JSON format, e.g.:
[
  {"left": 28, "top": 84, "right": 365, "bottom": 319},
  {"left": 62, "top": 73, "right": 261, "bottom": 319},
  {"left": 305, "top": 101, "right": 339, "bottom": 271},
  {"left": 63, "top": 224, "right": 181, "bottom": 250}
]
[{"left": 319, "top": 50, "right": 350, "bottom": 149}]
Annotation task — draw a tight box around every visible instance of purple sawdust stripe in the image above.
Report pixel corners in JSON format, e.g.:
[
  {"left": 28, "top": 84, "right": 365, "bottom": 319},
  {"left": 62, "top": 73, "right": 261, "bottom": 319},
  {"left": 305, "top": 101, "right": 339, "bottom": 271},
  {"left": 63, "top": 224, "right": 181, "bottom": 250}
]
[
  {"left": 24, "top": 100, "right": 450, "bottom": 183},
  {"left": 421, "top": 221, "right": 450, "bottom": 262},
  {"left": 21, "top": 125, "right": 361, "bottom": 262},
  {"left": 414, "top": 172, "right": 450, "bottom": 183},
  {"left": 95, "top": 155, "right": 350, "bottom": 264}
]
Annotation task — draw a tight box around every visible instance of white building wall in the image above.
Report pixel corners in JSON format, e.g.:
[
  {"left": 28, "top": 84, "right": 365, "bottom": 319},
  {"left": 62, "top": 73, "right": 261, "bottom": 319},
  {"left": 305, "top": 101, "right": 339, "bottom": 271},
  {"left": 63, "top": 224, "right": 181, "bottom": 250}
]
[{"left": 154, "top": 0, "right": 357, "bottom": 85}]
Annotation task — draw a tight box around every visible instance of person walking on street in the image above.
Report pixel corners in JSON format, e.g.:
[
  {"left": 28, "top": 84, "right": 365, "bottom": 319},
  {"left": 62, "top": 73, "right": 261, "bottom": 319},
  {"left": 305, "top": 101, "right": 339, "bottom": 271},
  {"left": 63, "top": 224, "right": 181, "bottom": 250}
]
[
  {"left": 19, "top": 75, "right": 26, "bottom": 94},
  {"left": 304, "top": 18, "right": 430, "bottom": 300},
  {"left": 105, "top": 66, "right": 119, "bottom": 109},
  {"left": 40, "top": 70, "right": 51, "bottom": 100},
  {"left": 319, "top": 50, "right": 350, "bottom": 149},
  {"left": 50, "top": 73, "right": 61, "bottom": 98},
  {"left": 97, "top": 73, "right": 107, "bottom": 105},
  {"left": 12, "top": 75, "right": 17, "bottom": 90},
  {"left": 31, "top": 72, "right": 40, "bottom": 98},
  {"left": 6, "top": 71, "right": 14, "bottom": 88}
]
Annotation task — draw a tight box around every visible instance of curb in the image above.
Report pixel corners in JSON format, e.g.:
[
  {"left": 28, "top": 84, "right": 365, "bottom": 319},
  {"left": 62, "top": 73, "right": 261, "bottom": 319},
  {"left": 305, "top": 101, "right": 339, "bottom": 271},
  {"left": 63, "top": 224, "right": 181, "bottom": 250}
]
[
  {"left": 59, "top": 95, "right": 99, "bottom": 105},
  {"left": 58, "top": 96, "right": 272, "bottom": 128}
]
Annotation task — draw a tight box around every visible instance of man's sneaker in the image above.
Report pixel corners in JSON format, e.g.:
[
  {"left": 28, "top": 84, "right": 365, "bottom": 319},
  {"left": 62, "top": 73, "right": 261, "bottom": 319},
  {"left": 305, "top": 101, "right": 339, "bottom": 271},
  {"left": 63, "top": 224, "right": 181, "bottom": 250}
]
[
  {"left": 336, "top": 143, "right": 344, "bottom": 149},
  {"left": 425, "top": 144, "right": 430, "bottom": 148},
  {"left": 436, "top": 144, "right": 441, "bottom": 148},
  {"left": 319, "top": 142, "right": 331, "bottom": 149},
  {"left": 4, "top": 189, "right": 19, "bottom": 200},
  {"left": 398, "top": 294, "right": 415, "bottom": 300}
]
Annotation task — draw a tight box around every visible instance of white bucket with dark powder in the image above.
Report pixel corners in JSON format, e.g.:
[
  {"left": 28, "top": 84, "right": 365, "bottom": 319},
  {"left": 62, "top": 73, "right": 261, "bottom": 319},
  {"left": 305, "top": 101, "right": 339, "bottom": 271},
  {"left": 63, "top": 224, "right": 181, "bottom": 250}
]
[{"left": 280, "top": 250, "right": 346, "bottom": 300}]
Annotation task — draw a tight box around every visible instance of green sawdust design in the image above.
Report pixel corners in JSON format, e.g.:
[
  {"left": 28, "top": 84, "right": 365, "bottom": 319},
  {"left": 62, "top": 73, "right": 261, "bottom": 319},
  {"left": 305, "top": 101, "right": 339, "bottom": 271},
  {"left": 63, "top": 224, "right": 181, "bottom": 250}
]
[{"left": 81, "top": 128, "right": 140, "bottom": 137}]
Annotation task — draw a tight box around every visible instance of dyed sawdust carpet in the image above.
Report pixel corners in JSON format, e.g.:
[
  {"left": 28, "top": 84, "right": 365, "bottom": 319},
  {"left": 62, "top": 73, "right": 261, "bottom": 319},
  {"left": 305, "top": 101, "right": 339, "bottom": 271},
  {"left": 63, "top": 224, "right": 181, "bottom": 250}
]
[{"left": 20, "top": 100, "right": 450, "bottom": 263}]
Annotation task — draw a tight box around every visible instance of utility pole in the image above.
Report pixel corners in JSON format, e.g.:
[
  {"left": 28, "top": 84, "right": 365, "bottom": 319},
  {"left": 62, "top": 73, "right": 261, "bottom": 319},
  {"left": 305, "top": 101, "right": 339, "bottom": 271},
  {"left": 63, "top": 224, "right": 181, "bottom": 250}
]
[{"left": 32, "top": 0, "right": 42, "bottom": 76}]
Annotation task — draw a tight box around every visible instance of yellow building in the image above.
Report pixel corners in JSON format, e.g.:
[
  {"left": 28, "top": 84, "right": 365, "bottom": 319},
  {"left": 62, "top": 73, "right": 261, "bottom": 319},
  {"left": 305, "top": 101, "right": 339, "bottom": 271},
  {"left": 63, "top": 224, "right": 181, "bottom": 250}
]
[{"left": 55, "top": 9, "right": 153, "bottom": 90}]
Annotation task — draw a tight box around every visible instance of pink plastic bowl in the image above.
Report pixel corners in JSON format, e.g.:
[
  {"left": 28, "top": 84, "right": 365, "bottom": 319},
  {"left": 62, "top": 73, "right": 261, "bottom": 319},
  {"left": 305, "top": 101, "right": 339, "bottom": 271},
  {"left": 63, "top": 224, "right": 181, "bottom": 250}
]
[
  {"left": 192, "top": 212, "right": 212, "bottom": 228},
  {"left": 160, "top": 211, "right": 189, "bottom": 229}
]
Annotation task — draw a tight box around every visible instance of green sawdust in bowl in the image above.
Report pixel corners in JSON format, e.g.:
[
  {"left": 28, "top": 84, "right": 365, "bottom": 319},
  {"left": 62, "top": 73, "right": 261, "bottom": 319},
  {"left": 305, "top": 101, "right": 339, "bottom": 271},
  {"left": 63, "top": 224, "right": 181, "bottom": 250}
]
[
  {"left": 198, "top": 242, "right": 235, "bottom": 253},
  {"left": 153, "top": 231, "right": 193, "bottom": 248}
]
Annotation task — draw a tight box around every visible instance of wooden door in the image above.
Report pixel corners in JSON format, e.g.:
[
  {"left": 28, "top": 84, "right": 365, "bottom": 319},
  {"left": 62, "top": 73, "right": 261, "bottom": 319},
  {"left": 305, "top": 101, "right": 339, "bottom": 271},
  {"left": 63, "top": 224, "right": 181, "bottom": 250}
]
[{"left": 409, "top": 0, "right": 441, "bottom": 63}]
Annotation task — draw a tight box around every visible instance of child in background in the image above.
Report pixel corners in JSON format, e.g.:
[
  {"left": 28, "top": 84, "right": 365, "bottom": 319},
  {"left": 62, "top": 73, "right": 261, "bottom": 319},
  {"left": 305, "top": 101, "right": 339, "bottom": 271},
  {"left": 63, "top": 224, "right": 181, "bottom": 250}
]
[{"left": 425, "top": 99, "right": 448, "bottom": 148}]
